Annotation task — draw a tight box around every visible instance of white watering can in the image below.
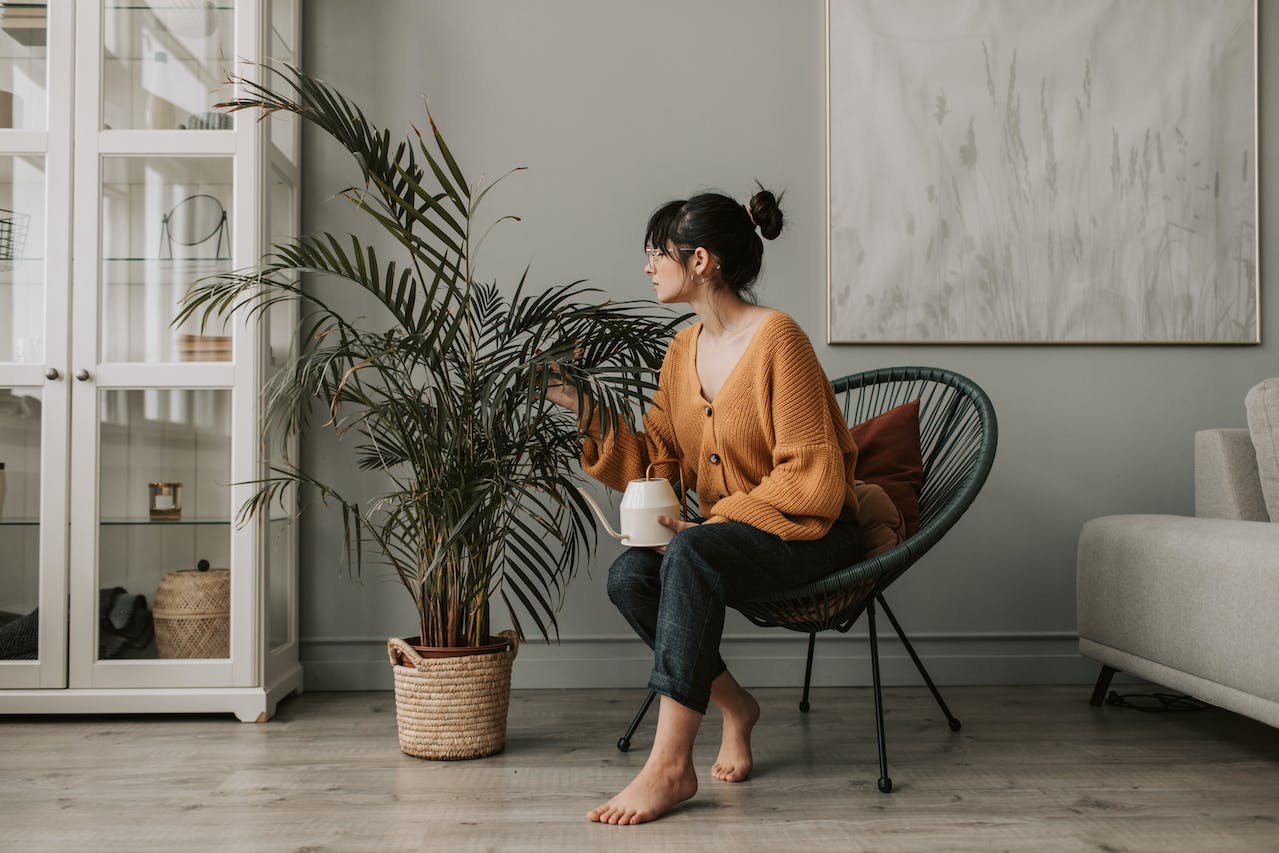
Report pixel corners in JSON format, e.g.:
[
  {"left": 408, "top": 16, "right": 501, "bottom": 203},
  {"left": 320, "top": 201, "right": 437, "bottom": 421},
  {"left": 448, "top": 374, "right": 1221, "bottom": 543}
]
[{"left": 577, "top": 461, "right": 685, "bottom": 548}]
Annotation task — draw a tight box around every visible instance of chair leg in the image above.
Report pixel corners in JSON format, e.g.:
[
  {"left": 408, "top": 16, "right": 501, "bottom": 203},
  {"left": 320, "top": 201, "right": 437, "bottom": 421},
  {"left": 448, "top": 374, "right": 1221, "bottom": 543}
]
[
  {"left": 1089, "top": 665, "right": 1117, "bottom": 707},
  {"left": 799, "top": 632, "right": 816, "bottom": 712},
  {"left": 866, "top": 599, "right": 893, "bottom": 794},
  {"left": 617, "top": 689, "right": 658, "bottom": 752},
  {"left": 877, "top": 594, "right": 962, "bottom": 732}
]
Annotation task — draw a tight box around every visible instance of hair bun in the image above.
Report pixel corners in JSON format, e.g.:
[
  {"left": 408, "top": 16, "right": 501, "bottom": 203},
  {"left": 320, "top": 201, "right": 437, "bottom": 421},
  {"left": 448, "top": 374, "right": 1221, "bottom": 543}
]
[{"left": 748, "top": 187, "right": 784, "bottom": 240}]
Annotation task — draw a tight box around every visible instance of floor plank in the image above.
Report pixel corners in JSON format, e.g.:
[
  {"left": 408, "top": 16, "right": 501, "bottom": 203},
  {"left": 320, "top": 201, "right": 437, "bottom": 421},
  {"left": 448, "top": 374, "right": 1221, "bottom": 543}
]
[{"left": 2, "top": 685, "right": 1278, "bottom": 852}]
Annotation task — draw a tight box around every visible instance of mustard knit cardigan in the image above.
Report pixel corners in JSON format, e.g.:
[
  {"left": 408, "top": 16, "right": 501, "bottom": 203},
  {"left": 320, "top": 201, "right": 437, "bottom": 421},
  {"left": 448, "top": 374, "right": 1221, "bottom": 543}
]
[{"left": 581, "top": 311, "right": 860, "bottom": 541}]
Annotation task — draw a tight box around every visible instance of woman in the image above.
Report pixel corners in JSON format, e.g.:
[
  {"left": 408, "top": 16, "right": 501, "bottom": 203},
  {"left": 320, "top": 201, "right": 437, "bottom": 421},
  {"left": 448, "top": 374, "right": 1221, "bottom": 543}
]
[{"left": 547, "top": 188, "right": 865, "bottom": 825}]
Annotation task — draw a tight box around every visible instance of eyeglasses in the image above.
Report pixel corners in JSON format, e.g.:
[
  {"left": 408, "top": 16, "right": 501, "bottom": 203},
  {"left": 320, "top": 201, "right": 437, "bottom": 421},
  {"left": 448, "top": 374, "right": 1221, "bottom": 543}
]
[{"left": 644, "top": 246, "right": 694, "bottom": 266}]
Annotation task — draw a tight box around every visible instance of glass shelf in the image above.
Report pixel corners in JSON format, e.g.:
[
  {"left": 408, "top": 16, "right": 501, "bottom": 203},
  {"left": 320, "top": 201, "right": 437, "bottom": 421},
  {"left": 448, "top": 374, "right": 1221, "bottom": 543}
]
[
  {"left": 100, "top": 517, "right": 230, "bottom": 526},
  {"left": 106, "top": 4, "right": 235, "bottom": 10},
  {"left": 104, "top": 257, "right": 227, "bottom": 262},
  {"left": 1, "top": 517, "right": 231, "bottom": 526}
]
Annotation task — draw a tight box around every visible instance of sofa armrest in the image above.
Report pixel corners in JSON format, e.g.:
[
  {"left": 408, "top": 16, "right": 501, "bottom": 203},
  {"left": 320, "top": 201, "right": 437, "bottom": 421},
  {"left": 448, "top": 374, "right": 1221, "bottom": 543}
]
[
  {"left": 1195, "top": 429, "right": 1268, "bottom": 521},
  {"left": 1078, "top": 514, "right": 1279, "bottom": 707}
]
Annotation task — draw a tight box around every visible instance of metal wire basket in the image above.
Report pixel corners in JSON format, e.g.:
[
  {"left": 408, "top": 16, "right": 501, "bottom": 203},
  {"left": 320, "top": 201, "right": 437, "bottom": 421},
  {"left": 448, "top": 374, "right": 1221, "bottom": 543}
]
[{"left": 0, "top": 207, "right": 30, "bottom": 270}]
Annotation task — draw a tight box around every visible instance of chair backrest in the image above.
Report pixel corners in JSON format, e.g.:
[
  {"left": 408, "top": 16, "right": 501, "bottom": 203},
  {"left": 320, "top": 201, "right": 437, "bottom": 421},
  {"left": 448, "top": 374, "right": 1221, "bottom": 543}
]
[
  {"left": 833, "top": 366, "right": 998, "bottom": 555},
  {"left": 733, "top": 367, "right": 995, "bottom": 631}
]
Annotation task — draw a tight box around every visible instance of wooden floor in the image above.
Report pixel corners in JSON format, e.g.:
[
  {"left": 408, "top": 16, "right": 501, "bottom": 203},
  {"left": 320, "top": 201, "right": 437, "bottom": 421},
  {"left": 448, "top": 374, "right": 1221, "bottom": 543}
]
[{"left": 2, "top": 685, "right": 1278, "bottom": 852}]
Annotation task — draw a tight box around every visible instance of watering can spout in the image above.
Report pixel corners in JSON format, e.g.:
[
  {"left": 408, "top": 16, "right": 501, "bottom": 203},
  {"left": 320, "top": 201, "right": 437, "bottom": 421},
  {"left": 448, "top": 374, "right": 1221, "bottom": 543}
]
[{"left": 576, "top": 486, "right": 625, "bottom": 540}]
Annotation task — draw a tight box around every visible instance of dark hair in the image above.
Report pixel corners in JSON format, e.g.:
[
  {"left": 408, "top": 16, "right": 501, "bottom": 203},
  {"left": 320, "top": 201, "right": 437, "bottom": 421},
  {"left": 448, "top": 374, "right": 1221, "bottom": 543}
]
[{"left": 644, "top": 185, "right": 785, "bottom": 296}]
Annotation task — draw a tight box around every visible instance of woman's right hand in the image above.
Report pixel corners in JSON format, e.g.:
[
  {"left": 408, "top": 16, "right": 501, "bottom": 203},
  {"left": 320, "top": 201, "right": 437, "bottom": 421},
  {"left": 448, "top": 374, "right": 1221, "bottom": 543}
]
[
  {"left": 544, "top": 375, "right": 579, "bottom": 414},
  {"left": 542, "top": 347, "right": 584, "bottom": 414}
]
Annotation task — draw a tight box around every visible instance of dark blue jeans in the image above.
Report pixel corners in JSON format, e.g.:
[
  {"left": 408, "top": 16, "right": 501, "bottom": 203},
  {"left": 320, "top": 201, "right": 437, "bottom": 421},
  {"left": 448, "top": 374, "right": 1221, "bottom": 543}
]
[{"left": 606, "top": 507, "right": 864, "bottom": 714}]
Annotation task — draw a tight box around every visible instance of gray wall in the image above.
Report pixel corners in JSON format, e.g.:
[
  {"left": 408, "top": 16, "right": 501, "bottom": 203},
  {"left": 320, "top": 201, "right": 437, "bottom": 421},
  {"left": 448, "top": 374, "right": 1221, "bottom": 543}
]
[{"left": 298, "top": 0, "right": 1277, "bottom": 690}]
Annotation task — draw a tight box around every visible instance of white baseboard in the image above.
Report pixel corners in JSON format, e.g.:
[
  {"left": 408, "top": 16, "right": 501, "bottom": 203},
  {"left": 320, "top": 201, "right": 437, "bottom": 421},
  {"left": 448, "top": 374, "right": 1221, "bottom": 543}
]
[{"left": 300, "top": 631, "right": 1101, "bottom": 691}]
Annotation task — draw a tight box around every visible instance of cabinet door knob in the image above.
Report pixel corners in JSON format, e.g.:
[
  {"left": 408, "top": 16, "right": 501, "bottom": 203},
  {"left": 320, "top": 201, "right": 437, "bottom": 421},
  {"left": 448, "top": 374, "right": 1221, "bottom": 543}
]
[
  {"left": 45, "top": 368, "right": 60, "bottom": 380},
  {"left": 75, "top": 369, "right": 91, "bottom": 381}
]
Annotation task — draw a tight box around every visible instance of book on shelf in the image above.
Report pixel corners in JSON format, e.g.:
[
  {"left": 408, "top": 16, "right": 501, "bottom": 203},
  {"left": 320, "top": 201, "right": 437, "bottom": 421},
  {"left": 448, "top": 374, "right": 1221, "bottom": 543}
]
[
  {"left": 177, "top": 334, "right": 232, "bottom": 362},
  {"left": 0, "top": 2, "right": 47, "bottom": 47}
]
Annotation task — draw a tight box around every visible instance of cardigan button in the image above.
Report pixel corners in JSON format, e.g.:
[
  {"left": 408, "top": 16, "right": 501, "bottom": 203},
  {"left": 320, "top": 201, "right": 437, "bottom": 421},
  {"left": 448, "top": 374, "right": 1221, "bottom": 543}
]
[
  {"left": 704, "top": 406, "right": 713, "bottom": 417},
  {"left": 709, "top": 453, "right": 721, "bottom": 464}
]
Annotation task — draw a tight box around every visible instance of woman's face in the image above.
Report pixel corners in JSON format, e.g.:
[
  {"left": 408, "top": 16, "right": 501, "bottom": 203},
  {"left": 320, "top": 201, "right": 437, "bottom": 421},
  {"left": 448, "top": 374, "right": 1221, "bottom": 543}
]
[{"left": 645, "top": 244, "right": 694, "bottom": 304}]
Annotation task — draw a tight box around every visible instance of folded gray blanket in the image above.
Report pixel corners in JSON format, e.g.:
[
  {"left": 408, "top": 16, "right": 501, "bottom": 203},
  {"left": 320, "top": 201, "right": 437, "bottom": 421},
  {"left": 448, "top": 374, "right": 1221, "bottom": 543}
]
[
  {"left": 0, "top": 608, "right": 37, "bottom": 660},
  {"left": 0, "top": 588, "right": 155, "bottom": 660}
]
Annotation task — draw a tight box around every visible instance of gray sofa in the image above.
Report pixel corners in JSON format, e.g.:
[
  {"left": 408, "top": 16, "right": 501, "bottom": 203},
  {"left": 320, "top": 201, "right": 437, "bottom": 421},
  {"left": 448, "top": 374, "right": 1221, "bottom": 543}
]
[{"left": 1077, "top": 426, "right": 1279, "bottom": 728}]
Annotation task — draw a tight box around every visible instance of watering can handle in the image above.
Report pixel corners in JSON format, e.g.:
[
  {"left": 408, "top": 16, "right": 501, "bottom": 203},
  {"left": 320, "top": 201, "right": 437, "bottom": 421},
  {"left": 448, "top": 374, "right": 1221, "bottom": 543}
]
[{"left": 646, "top": 457, "right": 689, "bottom": 522}]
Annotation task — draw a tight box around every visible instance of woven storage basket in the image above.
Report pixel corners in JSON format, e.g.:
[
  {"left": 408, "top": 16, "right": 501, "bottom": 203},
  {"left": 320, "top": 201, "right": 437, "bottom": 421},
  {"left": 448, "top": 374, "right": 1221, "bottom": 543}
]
[
  {"left": 387, "top": 631, "right": 520, "bottom": 760},
  {"left": 153, "top": 568, "right": 230, "bottom": 659}
]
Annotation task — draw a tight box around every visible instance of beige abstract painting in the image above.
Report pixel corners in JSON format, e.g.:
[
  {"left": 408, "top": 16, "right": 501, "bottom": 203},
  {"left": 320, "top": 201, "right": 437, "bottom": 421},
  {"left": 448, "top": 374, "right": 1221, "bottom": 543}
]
[{"left": 828, "top": 0, "right": 1257, "bottom": 344}]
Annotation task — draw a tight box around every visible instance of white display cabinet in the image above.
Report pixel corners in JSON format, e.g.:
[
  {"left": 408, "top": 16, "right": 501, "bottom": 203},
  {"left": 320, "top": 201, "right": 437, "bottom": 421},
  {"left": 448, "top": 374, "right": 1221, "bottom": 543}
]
[{"left": 0, "top": 0, "right": 301, "bottom": 722}]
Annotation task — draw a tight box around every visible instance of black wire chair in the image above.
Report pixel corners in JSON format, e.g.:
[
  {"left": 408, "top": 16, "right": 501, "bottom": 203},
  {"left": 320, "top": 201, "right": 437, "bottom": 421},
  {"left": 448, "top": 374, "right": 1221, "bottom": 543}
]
[{"left": 615, "top": 366, "right": 998, "bottom": 793}]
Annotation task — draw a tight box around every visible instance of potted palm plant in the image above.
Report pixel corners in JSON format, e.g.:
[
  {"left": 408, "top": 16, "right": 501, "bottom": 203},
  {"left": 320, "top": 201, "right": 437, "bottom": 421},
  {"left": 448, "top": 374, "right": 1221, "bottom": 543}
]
[{"left": 178, "top": 66, "right": 678, "bottom": 759}]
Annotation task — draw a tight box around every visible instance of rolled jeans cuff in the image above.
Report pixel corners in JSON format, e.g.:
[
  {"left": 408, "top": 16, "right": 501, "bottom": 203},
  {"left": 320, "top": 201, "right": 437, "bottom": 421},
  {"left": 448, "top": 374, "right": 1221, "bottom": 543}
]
[{"left": 647, "top": 669, "right": 711, "bottom": 715}]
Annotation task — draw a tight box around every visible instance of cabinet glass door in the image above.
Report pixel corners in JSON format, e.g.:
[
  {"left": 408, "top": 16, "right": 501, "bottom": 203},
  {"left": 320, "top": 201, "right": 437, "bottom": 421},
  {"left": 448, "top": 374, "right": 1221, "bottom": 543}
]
[
  {"left": 0, "top": 1, "right": 47, "bottom": 131},
  {"left": 266, "top": 0, "right": 296, "bottom": 162},
  {"left": 0, "top": 1, "right": 70, "bottom": 692},
  {"left": 0, "top": 387, "right": 42, "bottom": 681},
  {"left": 97, "top": 388, "right": 231, "bottom": 663},
  {"left": 102, "top": 1, "right": 234, "bottom": 131},
  {"left": 0, "top": 155, "right": 43, "bottom": 363},
  {"left": 262, "top": 163, "right": 295, "bottom": 658},
  {"left": 101, "top": 156, "right": 233, "bottom": 363}
]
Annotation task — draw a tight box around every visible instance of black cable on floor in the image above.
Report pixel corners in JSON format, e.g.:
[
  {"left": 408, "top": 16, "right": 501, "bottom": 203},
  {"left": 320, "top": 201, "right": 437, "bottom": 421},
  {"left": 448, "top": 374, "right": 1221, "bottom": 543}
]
[{"left": 1104, "top": 690, "right": 1212, "bottom": 713}]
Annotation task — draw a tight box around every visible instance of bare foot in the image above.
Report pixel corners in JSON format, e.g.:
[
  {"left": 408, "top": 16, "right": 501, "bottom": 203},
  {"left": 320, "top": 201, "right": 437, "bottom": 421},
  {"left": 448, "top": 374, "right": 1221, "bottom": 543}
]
[
  {"left": 587, "top": 758, "right": 698, "bottom": 825},
  {"left": 712, "top": 689, "right": 760, "bottom": 782}
]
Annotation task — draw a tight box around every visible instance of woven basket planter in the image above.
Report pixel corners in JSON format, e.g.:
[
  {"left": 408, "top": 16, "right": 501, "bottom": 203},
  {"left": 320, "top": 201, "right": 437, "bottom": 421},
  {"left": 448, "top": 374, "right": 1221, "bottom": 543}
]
[
  {"left": 153, "top": 568, "right": 230, "bottom": 659},
  {"left": 387, "top": 630, "right": 520, "bottom": 760}
]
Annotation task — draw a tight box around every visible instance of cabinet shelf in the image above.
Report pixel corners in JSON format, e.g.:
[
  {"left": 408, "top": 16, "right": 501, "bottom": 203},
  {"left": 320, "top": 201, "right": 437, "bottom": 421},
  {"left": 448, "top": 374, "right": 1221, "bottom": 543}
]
[
  {"left": 103, "top": 257, "right": 228, "bottom": 263},
  {"left": 1, "top": 518, "right": 236, "bottom": 527},
  {"left": 100, "top": 517, "right": 231, "bottom": 526},
  {"left": 105, "top": 4, "right": 235, "bottom": 10}
]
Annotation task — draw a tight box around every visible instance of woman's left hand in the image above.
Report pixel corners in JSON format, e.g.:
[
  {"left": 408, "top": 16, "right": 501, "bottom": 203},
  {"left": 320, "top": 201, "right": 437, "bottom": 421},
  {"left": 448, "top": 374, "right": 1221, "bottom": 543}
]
[{"left": 652, "top": 515, "right": 698, "bottom": 555}]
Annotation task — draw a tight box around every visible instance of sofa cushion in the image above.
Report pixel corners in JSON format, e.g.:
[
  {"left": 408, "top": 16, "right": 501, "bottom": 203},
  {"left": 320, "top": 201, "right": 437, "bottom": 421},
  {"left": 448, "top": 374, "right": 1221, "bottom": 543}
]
[
  {"left": 1244, "top": 378, "right": 1279, "bottom": 522},
  {"left": 1194, "top": 429, "right": 1268, "bottom": 521},
  {"left": 852, "top": 399, "right": 924, "bottom": 535}
]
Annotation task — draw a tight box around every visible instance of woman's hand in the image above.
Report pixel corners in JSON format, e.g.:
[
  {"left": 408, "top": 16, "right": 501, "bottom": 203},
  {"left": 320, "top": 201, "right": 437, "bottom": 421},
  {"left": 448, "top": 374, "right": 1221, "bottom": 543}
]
[
  {"left": 652, "top": 515, "right": 698, "bottom": 555},
  {"left": 542, "top": 348, "right": 584, "bottom": 414},
  {"left": 544, "top": 374, "right": 579, "bottom": 413}
]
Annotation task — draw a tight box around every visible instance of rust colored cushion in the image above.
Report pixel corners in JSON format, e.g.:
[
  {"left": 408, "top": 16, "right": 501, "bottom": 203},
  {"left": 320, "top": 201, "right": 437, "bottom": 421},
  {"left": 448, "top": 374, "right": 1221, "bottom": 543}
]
[
  {"left": 851, "top": 399, "right": 924, "bottom": 536},
  {"left": 853, "top": 481, "right": 906, "bottom": 558}
]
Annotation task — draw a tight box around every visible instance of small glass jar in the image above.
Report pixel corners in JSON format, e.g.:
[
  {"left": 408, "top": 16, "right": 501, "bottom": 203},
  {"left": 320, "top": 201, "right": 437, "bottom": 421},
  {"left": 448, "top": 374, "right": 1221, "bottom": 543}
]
[{"left": 148, "top": 482, "right": 183, "bottom": 521}]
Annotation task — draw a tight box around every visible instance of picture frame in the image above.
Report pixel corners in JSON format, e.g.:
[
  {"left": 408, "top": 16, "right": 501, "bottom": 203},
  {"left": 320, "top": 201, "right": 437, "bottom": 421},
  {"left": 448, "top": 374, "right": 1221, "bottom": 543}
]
[{"left": 826, "top": 0, "right": 1258, "bottom": 344}]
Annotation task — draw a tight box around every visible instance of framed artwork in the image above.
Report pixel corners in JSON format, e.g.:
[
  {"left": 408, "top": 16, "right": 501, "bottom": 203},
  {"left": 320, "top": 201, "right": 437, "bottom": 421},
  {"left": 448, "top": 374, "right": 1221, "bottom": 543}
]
[{"left": 827, "top": 0, "right": 1258, "bottom": 344}]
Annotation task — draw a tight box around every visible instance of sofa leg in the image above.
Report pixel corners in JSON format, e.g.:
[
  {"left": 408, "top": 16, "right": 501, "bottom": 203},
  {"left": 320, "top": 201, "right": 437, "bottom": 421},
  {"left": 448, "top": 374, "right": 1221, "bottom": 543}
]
[{"left": 1089, "top": 665, "right": 1117, "bottom": 707}]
